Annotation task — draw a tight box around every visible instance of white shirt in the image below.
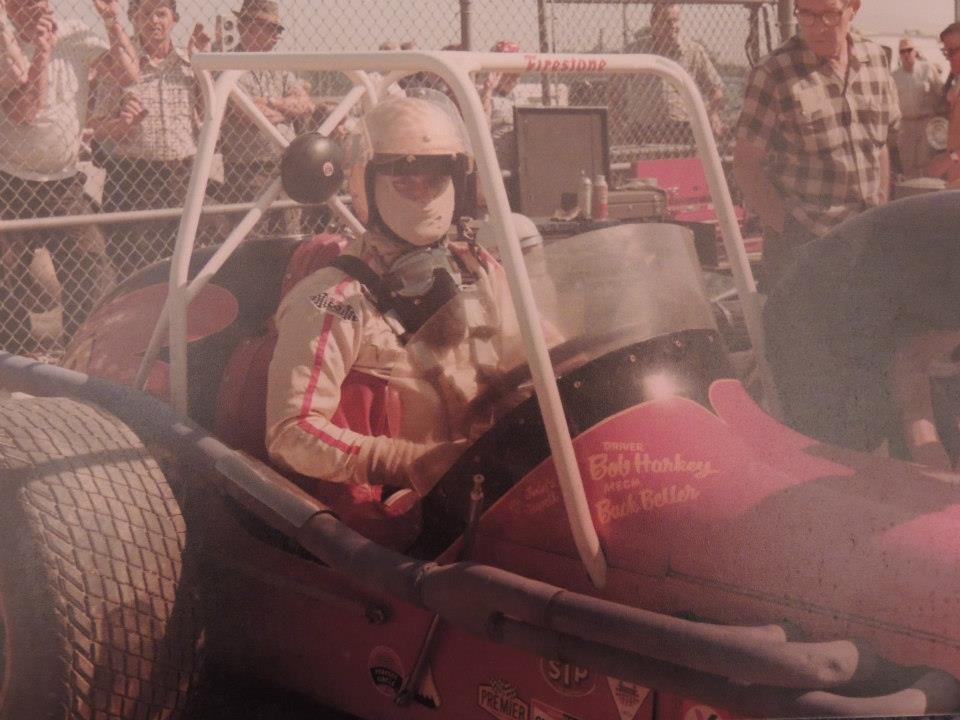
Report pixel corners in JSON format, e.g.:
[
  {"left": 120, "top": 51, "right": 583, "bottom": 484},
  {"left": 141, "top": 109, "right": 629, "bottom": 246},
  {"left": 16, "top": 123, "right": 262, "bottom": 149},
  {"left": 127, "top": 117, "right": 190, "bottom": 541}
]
[
  {"left": 892, "top": 61, "right": 943, "bottom": 120},
  {"left": 221, "top": 66, "right": 304, "bottom": 165},
  {"left": 489, "top": 93, "right": 516, "bottom": 170},
  {"left": 0, "top": 19, "right": 106, "bottom": 181}
]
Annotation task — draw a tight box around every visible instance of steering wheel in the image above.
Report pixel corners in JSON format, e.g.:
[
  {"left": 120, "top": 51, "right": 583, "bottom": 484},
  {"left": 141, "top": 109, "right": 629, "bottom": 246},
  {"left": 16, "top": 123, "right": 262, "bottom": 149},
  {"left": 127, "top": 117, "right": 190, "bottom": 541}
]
[{"left": 468, "top": 327, "right": 648, "bottom": 423}]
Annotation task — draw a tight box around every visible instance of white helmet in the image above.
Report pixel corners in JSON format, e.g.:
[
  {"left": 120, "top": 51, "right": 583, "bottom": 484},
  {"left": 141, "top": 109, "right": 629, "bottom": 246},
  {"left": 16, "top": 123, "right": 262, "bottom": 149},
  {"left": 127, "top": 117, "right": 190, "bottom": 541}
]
[
  {"left": 346, "top": 94, "right": 473, "bottom": 245},
  {"left": 476, "top": 213, "right": 543, "bottom": 252}
]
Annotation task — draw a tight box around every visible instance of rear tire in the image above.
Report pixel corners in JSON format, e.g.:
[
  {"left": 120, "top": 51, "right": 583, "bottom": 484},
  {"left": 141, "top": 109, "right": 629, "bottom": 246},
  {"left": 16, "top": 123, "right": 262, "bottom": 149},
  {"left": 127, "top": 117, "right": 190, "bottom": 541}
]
[{"left": 0, "top": 396, "right": 202, "bottom": 719}]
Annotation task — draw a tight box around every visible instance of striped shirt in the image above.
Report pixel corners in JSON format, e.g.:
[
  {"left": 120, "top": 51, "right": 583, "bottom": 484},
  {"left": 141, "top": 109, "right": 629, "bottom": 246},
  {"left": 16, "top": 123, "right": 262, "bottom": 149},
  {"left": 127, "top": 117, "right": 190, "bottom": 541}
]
[
  {"left": 96, "top": 44, "right": 198, "bottom": 162},
  {"left": 736, "top": 33, "right": 901, "bottom": 237}
]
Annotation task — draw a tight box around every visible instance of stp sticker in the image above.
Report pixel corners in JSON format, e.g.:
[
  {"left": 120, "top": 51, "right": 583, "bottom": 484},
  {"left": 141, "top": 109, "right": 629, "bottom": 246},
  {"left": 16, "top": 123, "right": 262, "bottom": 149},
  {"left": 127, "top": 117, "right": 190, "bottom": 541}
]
[
  {"left": 531, "top": 698, "right": 584, "bottom": 720},
  {"left": 681, "top": 702, "right": 734, "bottom": 720},
  {"left": 478, "top": 679, "right": 529, "bottom": 720},
  {"left": 606, "top": 677, "right": 651, "bottom": 720},
  {"left": 539, "top": 660, "right": 595, "bottom": 697},
  {"left": 368, "top": 646, "right": 405, "bottom": 698}
]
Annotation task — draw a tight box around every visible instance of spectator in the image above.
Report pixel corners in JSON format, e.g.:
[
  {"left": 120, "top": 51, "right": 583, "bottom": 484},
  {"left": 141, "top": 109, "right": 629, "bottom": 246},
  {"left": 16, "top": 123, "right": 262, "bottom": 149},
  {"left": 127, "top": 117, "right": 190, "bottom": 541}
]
[
  {"left": 480, "top": 39, "right": 521, "bottom": 173},
  {"left": 219, "top": 0, "right": 314, "bottom": 238},
  {"left": 436, "top": 42, "right": 465, "bottom": 101},
  {"left": 90, "top": 0, "right": 212, "bottom": 279},
  {"left": 368, "top": 40, "right": 405, "bottom": 98},
  {"left": 397, "top": 39, "right": 445, "bottom": 95},
  {"left": 398, "top": 42, "right": 465, "bottom": 101},
  {"left": 941, "top": 26, "right": 960, "bottom": 111},
  {"left": 926, "top": 23, "right": 960, "bottom": 184},
  {"left": 732, "top": 0, "right": 900, "bottom": 289},
  {"left": 892, "top": 37, "right": 943, "bottom": 177},
  {"left": 610, "top": 1, "right": 727, "bottom": 147},
  {"left": 477, "top": 39, "right": 521, "bottom": 211},
  {"left": 0, "top": 0, "right": 137, "bottom": 354}
]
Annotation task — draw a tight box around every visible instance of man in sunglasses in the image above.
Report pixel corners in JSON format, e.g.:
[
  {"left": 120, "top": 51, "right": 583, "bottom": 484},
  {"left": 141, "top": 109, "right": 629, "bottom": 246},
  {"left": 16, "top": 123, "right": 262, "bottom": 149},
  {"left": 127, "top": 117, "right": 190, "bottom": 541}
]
[
  {"left": 892, "top": 38, "right": 943, "bottom": 177},
  {"left": 219, "top": 0, "right": 314, "bottom": 236},
  {"left": 926, "top": 23, "right": 960, "bottom": 182},
  {"left": 732, "top": 0, "right": 900, "bottom": 289},
  {"left": 265, "top": 97, "right": 524, "bottom": 547}
]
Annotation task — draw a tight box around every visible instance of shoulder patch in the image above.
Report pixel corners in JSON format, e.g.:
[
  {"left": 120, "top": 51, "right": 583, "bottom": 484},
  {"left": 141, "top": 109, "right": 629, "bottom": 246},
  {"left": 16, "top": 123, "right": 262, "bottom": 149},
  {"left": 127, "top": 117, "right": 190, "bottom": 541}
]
[{"left": 310, "top": 292, "right": 359, "bottom": 322}]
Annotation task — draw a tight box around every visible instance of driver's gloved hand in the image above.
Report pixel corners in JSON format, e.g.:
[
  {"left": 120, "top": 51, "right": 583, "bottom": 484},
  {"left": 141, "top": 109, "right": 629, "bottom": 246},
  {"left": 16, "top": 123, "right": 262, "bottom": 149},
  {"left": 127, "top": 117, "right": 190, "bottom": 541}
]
[{"left": 406, "top": 439, "right": 470, "bottom": 497}]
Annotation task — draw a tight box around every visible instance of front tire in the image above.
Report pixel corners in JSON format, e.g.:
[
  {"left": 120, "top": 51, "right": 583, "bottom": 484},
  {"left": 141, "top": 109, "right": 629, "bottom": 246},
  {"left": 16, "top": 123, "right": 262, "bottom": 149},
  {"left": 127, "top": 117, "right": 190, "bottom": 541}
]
[{"left": 0, "top": 396, "right": 202, "bottom": 719}]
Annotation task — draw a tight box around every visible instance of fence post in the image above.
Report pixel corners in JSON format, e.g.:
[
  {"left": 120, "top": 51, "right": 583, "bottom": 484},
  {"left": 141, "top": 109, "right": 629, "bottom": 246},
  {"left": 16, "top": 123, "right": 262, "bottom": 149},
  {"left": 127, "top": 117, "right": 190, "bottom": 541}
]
[
  {"left": 460, "top": 0, "right": 472, "bottom": 50},
  {"left": 537, "top": 0, "right": 551, "bottom": 105},
  {"left": 777, "top": 0, "right": 795, "bottom": 43}
]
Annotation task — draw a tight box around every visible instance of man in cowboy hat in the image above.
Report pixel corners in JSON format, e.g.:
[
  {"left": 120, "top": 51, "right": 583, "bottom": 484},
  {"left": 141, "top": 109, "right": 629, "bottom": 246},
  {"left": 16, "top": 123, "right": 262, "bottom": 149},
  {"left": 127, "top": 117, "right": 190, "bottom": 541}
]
[
  {"left": 220, "top": 0, "right": 314, "bottom": 236},
  {"left": 233, "top": 0, "right": 284, "bottom": 36}
]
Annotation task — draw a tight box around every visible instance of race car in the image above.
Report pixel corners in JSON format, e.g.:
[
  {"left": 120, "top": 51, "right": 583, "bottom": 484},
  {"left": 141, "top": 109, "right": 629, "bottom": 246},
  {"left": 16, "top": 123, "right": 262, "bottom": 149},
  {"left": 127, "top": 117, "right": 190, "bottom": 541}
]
[{"left": 0, "top": 49, "right": 959, "bottom": 720}]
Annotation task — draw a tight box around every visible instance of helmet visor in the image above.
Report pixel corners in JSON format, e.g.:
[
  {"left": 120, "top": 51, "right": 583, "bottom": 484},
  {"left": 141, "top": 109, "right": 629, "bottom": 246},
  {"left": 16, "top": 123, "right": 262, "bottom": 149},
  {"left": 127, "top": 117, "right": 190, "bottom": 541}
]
[
  {"left": 372, "top": 154, "right": 459, "bottom": 202},
  {"left": 372, "top": 154, "right": 460, "bottom": 177}
]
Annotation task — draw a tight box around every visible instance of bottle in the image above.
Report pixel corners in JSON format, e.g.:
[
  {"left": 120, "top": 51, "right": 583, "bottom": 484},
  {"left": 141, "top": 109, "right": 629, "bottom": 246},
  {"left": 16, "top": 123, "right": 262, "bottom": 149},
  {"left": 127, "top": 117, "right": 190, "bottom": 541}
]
[
  {"left": 578, "top": 172, "right": 593, "bottom": 219},
  {"left": 592, "top": 173, "right": 609, "bottom": 220}
]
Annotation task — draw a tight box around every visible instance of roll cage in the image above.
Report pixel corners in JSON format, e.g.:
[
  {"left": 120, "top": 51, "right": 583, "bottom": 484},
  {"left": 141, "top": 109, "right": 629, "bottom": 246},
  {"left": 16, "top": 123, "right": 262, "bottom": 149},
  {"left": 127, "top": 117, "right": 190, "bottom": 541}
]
[{"left": 133, "top": 49, "right": 764, "bottom": 590}]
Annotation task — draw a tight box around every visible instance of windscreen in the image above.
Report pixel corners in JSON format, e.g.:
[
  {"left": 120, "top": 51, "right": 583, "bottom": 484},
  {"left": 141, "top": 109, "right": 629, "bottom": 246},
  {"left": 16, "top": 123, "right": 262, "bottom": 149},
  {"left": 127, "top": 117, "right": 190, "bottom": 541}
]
[{"left": 523, "top": 222, "right": 717, "bottom": 361}]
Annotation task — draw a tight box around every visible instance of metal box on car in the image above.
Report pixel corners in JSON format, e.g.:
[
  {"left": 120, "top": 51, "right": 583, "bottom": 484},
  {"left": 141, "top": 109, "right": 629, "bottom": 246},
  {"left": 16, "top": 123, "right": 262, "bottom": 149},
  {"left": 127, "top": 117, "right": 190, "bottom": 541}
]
[
  {"left": 606, "top": 187, "right": 668, "bottom": 220},
  {"left": 514, "top": 106, "right": 610, "bottom": 216}
]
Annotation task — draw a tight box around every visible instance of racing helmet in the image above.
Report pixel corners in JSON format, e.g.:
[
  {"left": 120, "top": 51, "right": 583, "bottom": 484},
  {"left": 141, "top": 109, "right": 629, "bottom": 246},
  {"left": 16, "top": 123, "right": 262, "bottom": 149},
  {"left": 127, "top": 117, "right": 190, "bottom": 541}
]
[
  {"left": 475, "top": 212, "right": 542, "bottom": 251},
  {"left": 346, "top": 93, "right": 473, "bottom": 245}
]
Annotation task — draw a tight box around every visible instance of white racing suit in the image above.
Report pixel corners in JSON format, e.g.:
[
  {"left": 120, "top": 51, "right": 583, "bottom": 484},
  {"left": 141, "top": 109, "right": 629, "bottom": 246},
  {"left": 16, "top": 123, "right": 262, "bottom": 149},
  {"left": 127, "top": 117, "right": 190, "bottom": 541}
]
[{"left": 265, "top": 231, "right": 524, "bottom": 544}]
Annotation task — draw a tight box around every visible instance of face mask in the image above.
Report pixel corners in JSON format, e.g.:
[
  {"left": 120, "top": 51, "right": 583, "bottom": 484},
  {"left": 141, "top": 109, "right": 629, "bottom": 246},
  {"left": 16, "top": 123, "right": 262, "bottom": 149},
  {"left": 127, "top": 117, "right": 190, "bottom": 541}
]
[{"left": 374, "top": 172, "right": 455, "bottom": 247}]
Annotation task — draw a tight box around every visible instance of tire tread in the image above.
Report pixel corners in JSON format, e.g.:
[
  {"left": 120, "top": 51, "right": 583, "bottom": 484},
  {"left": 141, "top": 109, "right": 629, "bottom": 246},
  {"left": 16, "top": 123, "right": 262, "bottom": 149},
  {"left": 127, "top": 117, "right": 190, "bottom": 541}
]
[{"left": 0, "top": 397, "right": 199, "bottom": 720}]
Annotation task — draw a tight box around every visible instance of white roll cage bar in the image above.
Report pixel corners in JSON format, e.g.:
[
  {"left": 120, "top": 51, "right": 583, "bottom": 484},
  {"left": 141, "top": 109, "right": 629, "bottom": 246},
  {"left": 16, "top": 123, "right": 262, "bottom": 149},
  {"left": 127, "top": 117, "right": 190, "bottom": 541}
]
[{"left": 135, "top": 49, "right": 769, "bottom": 590}]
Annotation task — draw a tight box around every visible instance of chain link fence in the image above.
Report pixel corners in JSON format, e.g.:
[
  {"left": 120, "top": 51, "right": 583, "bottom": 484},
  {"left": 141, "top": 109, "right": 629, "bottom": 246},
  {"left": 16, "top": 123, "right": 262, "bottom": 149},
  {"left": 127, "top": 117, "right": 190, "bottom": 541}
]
[{"left": 0, "top": 0, "right": 782, "bottom": 357}]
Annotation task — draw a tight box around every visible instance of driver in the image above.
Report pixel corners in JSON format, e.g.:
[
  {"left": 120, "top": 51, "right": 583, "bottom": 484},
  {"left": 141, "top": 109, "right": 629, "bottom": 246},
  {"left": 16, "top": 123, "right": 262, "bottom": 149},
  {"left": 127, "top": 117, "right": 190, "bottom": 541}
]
[{"left": 265, "top": 96, "right": 523, "bottom": 542}]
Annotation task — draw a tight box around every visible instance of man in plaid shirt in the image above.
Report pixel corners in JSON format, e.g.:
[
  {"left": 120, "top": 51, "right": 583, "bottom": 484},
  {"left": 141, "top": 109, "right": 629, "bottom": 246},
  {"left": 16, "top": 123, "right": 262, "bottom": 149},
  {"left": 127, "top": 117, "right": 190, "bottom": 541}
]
[{"left": 733, "top": 0, "right": 900, "bottom": 287}]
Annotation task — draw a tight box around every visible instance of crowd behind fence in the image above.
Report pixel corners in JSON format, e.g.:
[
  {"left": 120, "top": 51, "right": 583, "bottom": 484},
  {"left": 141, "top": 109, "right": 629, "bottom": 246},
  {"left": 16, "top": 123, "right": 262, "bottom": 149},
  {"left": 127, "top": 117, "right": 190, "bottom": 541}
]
[{"left": 0, "top": 0, "right": 782, "bottom": 357}]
